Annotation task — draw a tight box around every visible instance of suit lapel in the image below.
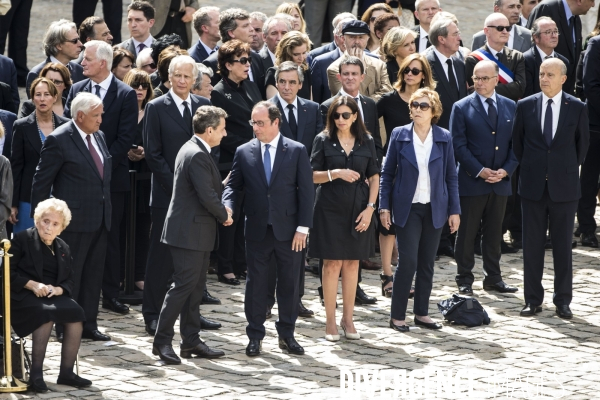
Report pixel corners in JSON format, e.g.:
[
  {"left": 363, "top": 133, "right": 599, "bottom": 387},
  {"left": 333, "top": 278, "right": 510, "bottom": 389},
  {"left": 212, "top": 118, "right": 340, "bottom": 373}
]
[
  {"left": 165, "top": 92, "right": 192, "bottom": 135},
  {"left": 269, "top": 136, "right": 287, "bottom": 184},
  {"left": 431, "top": 53, "right": 455, "bottom": 100},
  {"left": 535, "top": 94, "right": 544, "bottom": 138},
  {"left": 25, "top": 113, "right": 42, "bottom": 154},
  {"left": 29, "top": 229, "right": 44, "bottom": 280},
  {"left": 552, "top": 93, "right": 570, "bottom": 145},
  {"left": 54, "top": 239, "right": 69, "bottom": 284},
  {"left": 470, "top": 95, "right": 493, "bottom": 128},
  {"left": 273, "top": 97, "right": 293, "bottom": 139},
  {"left": 101, "top": 76, "right": 118, "bottom": 114},
  {"left": 513, "top": 27, "right": 524, "bottom": 51},
  {"left": 69, "top": 122, "right": 103, "bottom": 181},
  {"left": 94, "top": 131, "right": 110, "bottom": 179},
  {"left": 296, "top": 97, "right": 307, "bottom": 143},
  {"left": 557, "top": 3, "right": 575, "bottom": 59},
  {"left": 398, "top": 126, "right": 418, "bottom": 170},
  {"left": 252, "top": 140, "right": 269, "bottom": 187}
]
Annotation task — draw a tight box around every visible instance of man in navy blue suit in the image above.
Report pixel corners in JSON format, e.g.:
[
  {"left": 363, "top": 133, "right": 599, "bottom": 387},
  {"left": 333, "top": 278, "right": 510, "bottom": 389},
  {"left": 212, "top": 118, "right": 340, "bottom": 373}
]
[
  {"left": 188, "top": 7, "right": 220, "bottom": 63},
  {"left": 512, "top": 58, "right": 589, "bottom": 319},
  {"left": 223, "top": 102, "right": 314, "bottom": 357},
  {"left": 0, "top": 55, "right": 20, "bottom": 111},
  {"left": 451, "top": 61, "right": 519, "bottom": 296}
]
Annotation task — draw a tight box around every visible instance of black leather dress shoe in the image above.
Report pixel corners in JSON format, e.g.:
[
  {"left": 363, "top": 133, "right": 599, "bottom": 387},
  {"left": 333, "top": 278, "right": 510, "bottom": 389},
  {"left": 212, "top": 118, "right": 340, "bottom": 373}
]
[
  {"left": 199, "top": 315, "right": 221, "bottom": 330},
  {"left": 483, "top": 281, "right": 518, "bottom": 293},
  {"left": 520, "top": 304, "right": 542, "bottom": 316},
  {"left": 82, "top": 329, "right": 111, "bottom": 341},
  {"left": 556, "top": 305, "right": 573, "bottom": 319},
  {"left": 102, "top": 298, "right": 130, "bottom": 314},
  {"left": 201, "top": 289, "right": 221, "bottom": 305},
  {"left": 218, "top": 274, "right": 240, "bottom": 285},
  {"left": 152, "top": 344, "right": 181, "bottom": 364},
  {"left": 146, "top": 320, "right": 158, "bottom": 335},
  {"left": 500, "top": 241, "right": 519, "bottom": 254},
  {"left": 57, "top": 332, "right": 64, "bottom": 343},
  {"left": 236, "top": 271, "right": 247, "bottom": 280},
  {"left": 278, "top": 337, "right": 304, "bottom": 355},
  {"left": 355, "top": 284, "right": 377, "bottom": 305},
  {"left": 30, "top": 377, "right": 48, "bottom": 393},
  {"left": 266, "top": 307, "right": 272, "bottom": 319},
  {"left": 437, "top": 245, "right": 455, "bottom": 258},
  {"left": 457, "top": 284, "right": 473, "bottom": 295},
  {"left": 180, "top": 340, "right": 225, "bottom": 359},
  {"left": 581, "top": 233, "right": 599, "bottom": 248},
  {"left": 246, "top": 339, "right": 262, "bottom": 356},
  {"left": 574, "top": 227, "right": 581, "bottom": 237},
  {"left": 414, "top": 317, "right": 442, "bottom": 330},
  {"left": 389, "top": 319, "right": 409, "bottom": 332},
  {"left": 57, "top": 373, "right": 92, "bottom": 388},
  {"left": 298, "top": 301, "right": 314, "bottom": 318}
]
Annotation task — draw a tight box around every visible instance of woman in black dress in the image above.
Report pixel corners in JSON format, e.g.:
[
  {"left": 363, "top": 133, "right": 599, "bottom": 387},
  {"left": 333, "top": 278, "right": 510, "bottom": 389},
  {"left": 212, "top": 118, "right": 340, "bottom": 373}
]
[
  {"left": 309, "top": 96, "right": 380, "bottom": 341},
  {"left": 265, "top": 31, "right": 312, "bottom": 100},
  {"left": 10, "top": 198, "right": 90, "bottom": 392},
  {"left": 376, "top": 52, "right": 436, "bottom": 297},
  {"left": 380, "top": 27, "right": 417, "bottom": 85}
]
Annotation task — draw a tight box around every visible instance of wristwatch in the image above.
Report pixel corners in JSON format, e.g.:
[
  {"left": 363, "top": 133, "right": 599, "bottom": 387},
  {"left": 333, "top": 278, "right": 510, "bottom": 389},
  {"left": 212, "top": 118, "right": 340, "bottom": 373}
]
[{"left": 367, "top": 203, "right": 376, "bottom": 210}]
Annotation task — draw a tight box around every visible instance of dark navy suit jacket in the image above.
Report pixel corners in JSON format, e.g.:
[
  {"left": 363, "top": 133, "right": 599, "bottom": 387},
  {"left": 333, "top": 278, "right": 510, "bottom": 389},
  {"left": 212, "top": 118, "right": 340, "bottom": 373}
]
[
  {"left": 308, "top": 42, "right": 336, "bottom": 60},
  {"left": 0, "top": 110, "right": 16, "bottom": 159},
  {"left": 26, "top": 57, "right": 85, "bottom": 99},
  {"left": 380, "top": 123, "right": 460, "bottom": 229},
  {"left": 450, "top": 92, "right": 518, "bottom": 197},
  {"left": 0, "top": 55, "right": 19, "bottom": 110},
  {"left": 310, "top": 47, "right": 341, "bottom": 104},
  {"left": 523, "top": 47, "right": 570, "bottom": 97},
  {"left": 188, "top": 39, "right": 211, "bottom": 63}
]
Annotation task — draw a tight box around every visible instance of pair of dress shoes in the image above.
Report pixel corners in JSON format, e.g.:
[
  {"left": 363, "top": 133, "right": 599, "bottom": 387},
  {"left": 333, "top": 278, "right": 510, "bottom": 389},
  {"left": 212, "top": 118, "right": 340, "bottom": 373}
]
[
  {"left": 520, "top": 304, "right": 573, "bottom": 319},
  {"left": 153, "top": 341, "right": 224, "bottom": 365},
  {"left": 102, "top": 298, "right": 129, "bottom": 314},
  {"left": 389, "top": 317, "right": 442, "bottom": 332},
  {"left": 245, "top": 337, "right": 304, "bottom": 356},
  {"left": 458, "top": 281, "right": 518, "bottom": 295}
]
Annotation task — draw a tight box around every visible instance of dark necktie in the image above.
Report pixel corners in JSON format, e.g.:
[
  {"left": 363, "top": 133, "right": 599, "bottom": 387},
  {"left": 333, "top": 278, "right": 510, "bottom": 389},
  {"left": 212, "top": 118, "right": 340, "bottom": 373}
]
[
  {"left": 94, "top": 84, "right": 101, "bottom": 98},
  {"left": 137, "top": 43, "right": 146, "bottom": 53},
  {"left": 486, "top": 98, "right": 498, "bottom": 129},
  {"left": 86, "top": 135, "right": 104, "bottom": 179},
  {"left": 545, "top": 55, "right": 554, "bottom": 59},
  {"left": 446, "top": 59, "right": 459, "bottom": 95},
  {"left": 263, "top": 143, "right": 272, "bottom": 185},
  {"left": 287, "top": 104, "right": 298, "bottom": 139},
  {"left": 569, "top": 16, "right": 576, "bottom": 48},
  {"left": 182, "top": 101, "right": 192, "bottom": 135},
  {"left": 543, "top": 99, "right": 553, "bottom": 147},
  {"left": 425, "top": 35, "right": 431, "bottom": 49}
]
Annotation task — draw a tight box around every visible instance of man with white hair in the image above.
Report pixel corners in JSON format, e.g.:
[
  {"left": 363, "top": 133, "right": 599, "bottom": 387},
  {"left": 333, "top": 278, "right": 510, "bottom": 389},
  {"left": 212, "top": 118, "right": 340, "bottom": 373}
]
[
  {"left": 31, "top": 92, "right": 113, "bottom": 342},
  {"left": 137, "top": 47, "right": 157, "bottom": 75},
  {"left": 259, "top": 14, "right": 293, "bottom": 70},
  {"left": 64, "top": 40, "right": 139, "bottom": 328},
  {"left": 189, "top": 6, "right": 221, "bottom": 63},
  {"left": 191, "top": 63, "right": 214, "bottom": 99},
  {"left": 26, "top": 19, "right": 85, "bottom": 98}
]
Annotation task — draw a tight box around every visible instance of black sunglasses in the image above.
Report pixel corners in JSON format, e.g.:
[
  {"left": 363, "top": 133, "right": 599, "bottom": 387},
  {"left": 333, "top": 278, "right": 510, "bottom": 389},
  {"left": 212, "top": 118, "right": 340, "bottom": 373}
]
[
  {"left": 231, "top": 57, "right": 252, "bottom": 65},
  {"left": 133, "top": 82, "right": 150, "bottom": 89},
  {"left": 403, "top": 67, "right": 423, "bottom": 75},
  {"left": 64, "top": 37, "right": 81, "bottom": 44},
  {"left": 487, "top": 25, "right": 512, "bottom": 32},
  {"left": 410, "top": 101, "right": 431, "bottom": 111},
  {"left": 142, "top": 62, "right": 156, "bottom": 69},
  {"left": 333, "top": 112, "right": 352, "bottom": 120}
]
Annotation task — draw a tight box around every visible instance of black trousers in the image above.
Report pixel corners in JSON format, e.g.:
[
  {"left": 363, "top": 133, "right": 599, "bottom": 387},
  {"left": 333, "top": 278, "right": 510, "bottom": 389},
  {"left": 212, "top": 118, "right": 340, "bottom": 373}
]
[
  {"left": 245, "top": 226, "right": 301, "bottom": 340},
  {"left": 267, "top": 249, "right": 305, "bottom": 309},
  {"left": 102, "top": 191, "right": 126, "bottom": 300},
  {"left": 154, "top": 246, "right": 209, "bottom": 346},
  {"left": 142, "top": 207, "right": 174, "bottom": 324},
  {"left": 577, "top": 130, "right": 600, "bottom": 234},
  {"left": 60, "top": 224, "right": 108, "bottom": 332},
  {"left": 0, "top": 0, "right": 33, "bottom": 81},
  {"left": 521, "top": 186, "right": 577, "bottom": 307},
  {"left": 390, "top": 203, "right": 442, "bottom": 321},
  {"left": 455, "top": 192, "right": 507, "bottom": 285},
  {"left": 156, "top": 13, "right": 189, "bottom": 49},
  {"left": 72, "top": 0, "right": 123, "bottom": 43},
  {"left": 217, "top": 202, "right": 246, "bottom": 276},
  {"left": 503, "top": 167, "right": 522, "bottom": 240}
]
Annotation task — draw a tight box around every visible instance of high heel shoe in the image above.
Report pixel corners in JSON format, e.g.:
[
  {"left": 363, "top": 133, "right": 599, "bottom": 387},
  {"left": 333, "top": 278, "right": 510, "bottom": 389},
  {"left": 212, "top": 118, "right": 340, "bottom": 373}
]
[
  {"left": 325, "top": 332, "right": 340, "bottom": 342},
  {"left": 380, "top": 274, "right": 393, "bottom": 297},
  {"left": 340, "top": 322, "right": 360, "bottom": 339}
]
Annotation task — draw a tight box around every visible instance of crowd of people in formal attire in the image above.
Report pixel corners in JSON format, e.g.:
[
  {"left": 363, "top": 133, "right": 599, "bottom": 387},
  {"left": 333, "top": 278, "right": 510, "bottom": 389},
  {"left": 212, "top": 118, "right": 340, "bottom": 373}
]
[{"left": 0, "top": 0, "right": 599, "bottom": 392}]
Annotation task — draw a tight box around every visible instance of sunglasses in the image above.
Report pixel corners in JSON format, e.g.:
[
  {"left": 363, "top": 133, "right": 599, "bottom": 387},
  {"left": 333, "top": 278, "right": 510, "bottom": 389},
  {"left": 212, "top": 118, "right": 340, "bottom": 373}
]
[
  {"left": 64, "top": 37, "right": 81, "bottom": 44},
  {"left": 133, "top": 82, "right": 150, "bottom": 89},
  {"left": 410, "top": 101, "right": 431, "bottom": 111},
  {"left": 231, "top": 57, "right": 252, "bottom": 65},
  {"left": 333, "top": 112, "right": 353, "bottom": 120},
  {"left": 403, "top": 67, "right": 423, "bottom": 76},
  {"left": 487, "top": 25, "right": 512, "bottom": 32},
  {"left": 142, "top": 62, "right": 156, "bottom": 69}
]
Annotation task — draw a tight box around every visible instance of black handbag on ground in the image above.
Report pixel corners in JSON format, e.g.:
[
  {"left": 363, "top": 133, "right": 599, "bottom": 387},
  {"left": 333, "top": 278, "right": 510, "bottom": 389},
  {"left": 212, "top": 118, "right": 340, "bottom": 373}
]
[
  {"left": 0, "top": 335, "right": 31, "bottom": 381},
  {"left": 437, "top": 294, "right": 491, "bottom": 327}
]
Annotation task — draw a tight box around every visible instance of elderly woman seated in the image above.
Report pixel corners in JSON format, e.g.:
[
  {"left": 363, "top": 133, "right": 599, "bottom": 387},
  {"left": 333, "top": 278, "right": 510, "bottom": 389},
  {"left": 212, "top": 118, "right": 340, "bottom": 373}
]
[{"left": 9, "top": 198, "right": 91, "bottom": 392}]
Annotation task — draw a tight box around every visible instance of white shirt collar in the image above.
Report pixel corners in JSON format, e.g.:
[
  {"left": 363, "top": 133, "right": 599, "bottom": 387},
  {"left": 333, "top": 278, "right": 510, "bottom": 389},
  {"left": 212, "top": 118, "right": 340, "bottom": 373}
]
[
  {"left": 169, "top": 88, "right": 191, "bottom": 106},
  {"left": 339, "top": 88, "right": 360, "bottom": 100},
  {"left": 476, "top": 90, "right": 497, "bottom": 106},
  {"left": 92, "top": 72, "right": 113, "bottom": 89},
  {"left": 277, "top": 93, "right": 298, "bottom": 109},
  {"left": 268, "top": 48, "right": 276, "bottom": 64},
  {"left": 536, "top": 45, "right": 555, "bottom": 59},
  {"left": 262, "top": 133, "right": 281, "bottom": 149},
  {"left": 73, "top": 121, "right": 91, "bottom": 138},
  {"left": 132, "top": 35, "right": 154, "bottom": 51},
  {"left": 542, "top": 90, "right": 563, "bottom": 105},
  {"left": 199, "top": 38, "right": 218, "bottom": 54},
  {"left": 419, "top": 25, "right": 428, "bottom": 37},
  {"left": 196, "top": 135, "right": 211, "bottom": 151},
  {"left": 562, "top": 0, "right": 574, "bottom": 21},
  {"left": 49, "top": 55, "right": 67, "bottom": 65},
  {"left": 433, "top": 47, "right": 450, "bottom": 65}
]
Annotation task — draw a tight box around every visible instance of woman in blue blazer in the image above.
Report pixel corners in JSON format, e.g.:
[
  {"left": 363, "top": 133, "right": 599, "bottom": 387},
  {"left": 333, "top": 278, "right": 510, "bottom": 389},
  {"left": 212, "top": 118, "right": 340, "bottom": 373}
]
[{"left": 379, "top": 88, "right": 460, "bottom": 332}]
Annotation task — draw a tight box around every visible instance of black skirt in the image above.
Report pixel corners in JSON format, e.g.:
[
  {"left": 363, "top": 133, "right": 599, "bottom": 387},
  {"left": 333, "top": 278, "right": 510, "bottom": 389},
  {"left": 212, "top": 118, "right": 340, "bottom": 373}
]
[{"left": 11, "top": 293, "right": 85, "bottom": 337}]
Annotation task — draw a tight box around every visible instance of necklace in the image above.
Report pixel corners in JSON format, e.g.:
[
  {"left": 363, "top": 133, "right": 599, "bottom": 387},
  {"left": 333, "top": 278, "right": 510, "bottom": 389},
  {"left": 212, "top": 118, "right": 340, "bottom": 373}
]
[
  {"left": 35, "top": 111, "right": 55, "bottom": 143},
  {"left": 44, "top": 241, "right": 55, "bottom": 256}
]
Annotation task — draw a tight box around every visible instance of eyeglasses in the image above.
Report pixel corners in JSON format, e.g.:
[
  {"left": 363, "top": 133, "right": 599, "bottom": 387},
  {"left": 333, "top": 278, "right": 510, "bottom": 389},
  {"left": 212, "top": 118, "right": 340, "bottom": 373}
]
[
  {"left": 231, "top": 57, "right": 252, "bottom": 65},
  {"left": 248, "top": 119, "right": 269, "bottom": 127},
  {"left": 64, "top": 37, "right": 81, "bottom": 44},
  {"left": 333, "top": 112, "right": 353, "bottom": 120},
  {"left": 471, "top": 75, "right": 498, "bottom": 83},
  {"left": 142, "top": 62, "right": 156, "bottom": 69},
  {"left": 541, "top": 29, "right": 560, "bottom": 36},
  {"left": 403, "top": 67, "right": 423, "bottom": 76},
  {"left": 133, "top": 82, "right": 150, "bottom": 89},
  {"left": 487, "top": 25, "right": 512, "bottom": 32},
  {"left": 410, "top": 101, "right": 431, "bottom": 111},
  {"left": 49, "top": 79, "right": 64, "bottom": 86}
]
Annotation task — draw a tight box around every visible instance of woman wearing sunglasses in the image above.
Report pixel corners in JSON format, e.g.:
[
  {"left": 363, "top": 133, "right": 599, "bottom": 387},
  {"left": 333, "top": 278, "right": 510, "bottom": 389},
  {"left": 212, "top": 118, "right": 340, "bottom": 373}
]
[
  {"left": 376, "top": 53, "right": 435, "bottom": 298},
  {"left": 265, "top": 31, "right": 312, "bottom": 100},
  {"left": 380, "top": 88, "right": 460, "bottom": 332},
  {"left": 309, "top": 96, "right": 380, "bottom": 341}
]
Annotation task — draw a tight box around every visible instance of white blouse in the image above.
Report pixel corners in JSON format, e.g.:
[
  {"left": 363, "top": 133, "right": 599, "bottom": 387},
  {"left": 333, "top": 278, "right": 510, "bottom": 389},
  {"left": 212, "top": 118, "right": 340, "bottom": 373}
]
[{"left": 412, "top": 128, "right": 433, "bottom": 204}]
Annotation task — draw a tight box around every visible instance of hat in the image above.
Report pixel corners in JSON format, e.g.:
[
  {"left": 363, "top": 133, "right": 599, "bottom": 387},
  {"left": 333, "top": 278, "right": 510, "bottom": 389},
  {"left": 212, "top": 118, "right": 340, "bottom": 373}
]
[{"left": 342, "top": 20, "right": 370, "bottom": 36}]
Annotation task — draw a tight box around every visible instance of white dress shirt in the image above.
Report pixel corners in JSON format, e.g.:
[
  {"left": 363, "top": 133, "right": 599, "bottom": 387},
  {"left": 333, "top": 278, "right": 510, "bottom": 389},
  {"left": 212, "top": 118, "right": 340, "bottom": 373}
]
[
  {"left": 507, "top": 25, "right": 515, "bottom": 50},
  {"left": 419, "top": 26, "right": 429, "bottom": 53},
  {"left": 433, "top": 48, "right": 459, "bottom": 87},
  {"left": 74, "top": 122, "right": 104, "bottom": 163},
  {"left": 338, "top": 88, "right": 364, "bottom": 120},
  {"left": 90, "top": 73, "right": 113, "bottom": 100},
  {"left": 132, "top": 35, "right": 154, "bottom": 55},
  {"left": 536, "top": 45, "right": 556, "bottom": 59},
  {"left": 541, "top": 90, "right": 562, "bottom": 139},
  {"left": 268, "top": 48, "right": 276, "bottom": 64},
  {"left": 277, "top": 94, "right": 298, "bottom": 124},
  {"left": 412, "top": 128, "right": 433, "bottom": 204},
  {"left": 169, "top": 89, "right": 192, "bottom": 117},
  {"left": 199, "top": 38, "right": 218, "bottom": 55}
]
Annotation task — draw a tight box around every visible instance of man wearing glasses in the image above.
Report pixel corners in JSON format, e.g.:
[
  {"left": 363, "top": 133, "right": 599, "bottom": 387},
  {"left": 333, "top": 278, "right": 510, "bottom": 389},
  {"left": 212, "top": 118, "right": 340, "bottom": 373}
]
[{"left": 472, "top": 0, "right": 532, "bottom": 53}]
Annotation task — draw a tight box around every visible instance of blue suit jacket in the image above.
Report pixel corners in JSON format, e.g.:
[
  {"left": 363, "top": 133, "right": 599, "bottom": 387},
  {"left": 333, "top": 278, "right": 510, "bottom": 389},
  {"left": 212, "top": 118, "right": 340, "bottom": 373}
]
[
  {"left": 0, "top": 55, "right": 19, "bottom": 111},
  {"left": 222, "top": 136, "right": 314, "bottom": 242},
  {"left": 0, "top": 110, "right": 17, "bottom": 159},
  {"left": 188, "top": 40, "right": 211, "bottom": 63},
  {"left": 450, "top": 92, "right": 518, "bottom": 197},
  {"left": 380, "top": 123, "right": 460, "bottom": 229},
  {"left": 308, "top": 42, "right": 337, "bottom": 60},
  {"left": 310, "top": 47, "right": 341, "bottom": 104}
]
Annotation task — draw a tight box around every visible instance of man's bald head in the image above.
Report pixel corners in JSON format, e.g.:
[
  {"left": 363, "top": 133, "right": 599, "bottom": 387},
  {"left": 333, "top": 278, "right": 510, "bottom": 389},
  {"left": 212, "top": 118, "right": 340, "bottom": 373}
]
[{"left": 473, "top": 60, "right": 499, "bottom": 97}]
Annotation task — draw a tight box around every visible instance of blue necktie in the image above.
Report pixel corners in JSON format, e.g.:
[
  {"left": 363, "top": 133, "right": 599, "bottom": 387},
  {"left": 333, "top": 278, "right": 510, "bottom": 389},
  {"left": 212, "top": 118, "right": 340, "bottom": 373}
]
[
  {"left": 543, "top": 99, "right": 553, "bottom": 147},
  {"left": 263, "top": 144, "right": 272, "bottom": 185},
  {"left": 94, "top": 84, "right": 101, "bottom": 98}
]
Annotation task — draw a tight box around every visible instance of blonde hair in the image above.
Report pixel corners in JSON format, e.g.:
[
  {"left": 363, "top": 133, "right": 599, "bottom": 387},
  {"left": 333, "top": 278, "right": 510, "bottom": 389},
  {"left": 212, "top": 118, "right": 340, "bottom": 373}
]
[
  {"left": 409, "top": 88, "right": 443, "bottom": 124},
  {"left": 275, "top": 31, "right": 311, "bottom": 71},
  {"left": 276, "top": 2, "right": 306, "bottom": 33},
  {"left": 381, "top": 27, "right": 417, "bottom": 62},
  {"left": 33, "top": 198, "right": 72, "bottom": 230}
]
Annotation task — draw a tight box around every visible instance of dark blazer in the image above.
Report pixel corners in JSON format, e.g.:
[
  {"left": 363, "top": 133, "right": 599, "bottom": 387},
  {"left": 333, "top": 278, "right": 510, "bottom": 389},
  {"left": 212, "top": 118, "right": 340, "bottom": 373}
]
[
  {"left": 0, "top": 54, "right": 20, "bottom": 111},
  {"left": 118, "top": 37, "right": 157, "bottom": 58},
  {"left": 512, "top": 92, "right": 589, "bottom": 202},
  {"left": 259, "top": 46, "right": 275, "bottom": 71},
  {"left": 583, "top": 36, "right": 600, "bottom": 131},
  {"left": 222, "top": 135, "right": 314, "bottom": 242},
  {"left": 0, "top": 82, "right": 17, "bottom": 114},
  {"left": 268, "top": 95, "right": 323, "bottom": 156},
  {"left": 527, "top": 0, "right": 581, "bottom": 94},
  {"left": 320, "top": 92, "right": 384, "bottom": 162},
  {"left": 308, "top": 41, "right": 336, "bottom": 59},
  {"left": 471, "top": 25, "right": 532, "bottom": 53},
  {"left": 143, "top": 92, "right": 210, "bottom": 209},
  {"left": 0, "top": 110, "right": 17, "bottom": 159},
  {"left": 450, "top": 92, "right": 519, "bottom": 197},
  {"left": 10, "top": 228, "right": 75, "bottom": 301},
  {"left": 386, "top": 60, "right": 400, "bottom": 85},
  {"left": 64, "top": 75, "right": 138, "bottom": 192},
  {"left": 466, "top": 45, "right": 525, "bottom": 103},
  {"left": 188, "top": 39, "right": 212, "bottom": 63},
  {"left": 26, "top": 58, "right": 85, "bottom": 99},
  {"left": 425, "top": 50, "right": 468, "bottom": 129},
  {"left": 310, "top": 47, "right": 341, "bottom": 104},
  {"left": 30, "top": 121, "right": 112, "bottom": 232},
  {"left": 11, "top": 112, "right": 70, "bottom": 207},
  {"left": 161, "top": 136, "right": 228, "bottom": 251},
  {"left": 379, "top": 123, "right": 460, "bottom": 229},
  {"left": 523, "top": 47, "right": 570, "bottom": 97},
  {"left": 203, "top": 50, "right": 267, "bottom": 100}
]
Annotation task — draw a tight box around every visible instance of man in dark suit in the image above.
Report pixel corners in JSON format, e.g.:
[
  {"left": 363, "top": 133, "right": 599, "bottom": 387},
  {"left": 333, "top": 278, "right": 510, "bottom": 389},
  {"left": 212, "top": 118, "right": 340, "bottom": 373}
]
[
  {"left": 152, "top": 106, "right": 229, "bottom": 365},
  {"left": 258, "top": 15, "right": 292, "bottom": 71},
  {"left": 143, "top": 55, "right": 212, "bottom": 335},
  {"left": 188, "top": 7, "right": 220, "bottom": 63},
  {"left": 73, "top": 0, "right": 122, "bottom": 44},
  {"left": 471, "top": 0, "right": 533, "bottom": 53},
  {"left": 64, "top": 40, "right": 138, "bottom": 317},
  {"left": 0, "top": 55, "right": 20, "bottom": 111},
  {"left": 526, "top": 0, "right": 594, "bottom": 95},
  {"left": 413, "top": 0, "right": 441, "bottom": 53},
  {"left": 202, "top": 8, "right": 266, "bottom": 99},
  {"left": 26, "top": 20, "right": 85, "bottom": 98},
  {"left": 31, "top": 92, "right": 113, "bottom": 340},
  {"left": 451, "top": 60, "right": 519, "bottom": 296},
  {"left": 118, "top": 2, "right": 157, "bottom": 58},
  {"left": 223, "top": 101, "right": 314, "bottom": 357},
  {"left": 513, "top": 58, "right": 589, "bottom": 319}
]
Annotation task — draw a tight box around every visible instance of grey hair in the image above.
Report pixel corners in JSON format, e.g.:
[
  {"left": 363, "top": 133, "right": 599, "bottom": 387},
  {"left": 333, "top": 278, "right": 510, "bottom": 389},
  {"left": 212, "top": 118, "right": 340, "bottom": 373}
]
[
  {"left": 262, "top": 13, "right": 293, "bottom": 35},
  {"left": 84, "top": 40, "right": 114, "bottom": 70},
  {"left": 193, "top": 63, "right": 214, "bottom": 90},
  {"left": 541, "top": 57, "right": 568, "bottom": 75},
  {"left": 71, "top": 92, "right": 103, "bottom": 119},
  {"left": 429, "top": 17, "right": 454, "bottom": 47},
  {"left": 250, "top": 11, "right": 268, "bottom": 23},
  {"left": 33, "top": 198, "right": 72, "bottom": 230},
  {"left": 274, "top": 61, "right": 304, "bottom": 84},
  {"left": 168, "top": 55, "right": 199, "bottom": 77},
  {"left": 531, "top": 16, "right": 555, "bottom": 41},
  {"left": 415, "top": 0, "right": 441, "bottom": 11},
  {"left": 43, "top": 19, "right": 78, "bottom": 57},
  {"left": 333, "top": 12, "right": 356, "bottom": 30},
  {"left": 219, "top": 8, "right": 250, "bottom": 43},
  {"left": 334, "top": 17, "right": 356, "bottom": 36},
  {"left": 193, "top": 105, "right": 228, "bottom": 134},
  {"left": 136, "top": 47, "right": 153, "bottom": 67},
  {"left": 493, "top": 0, "right": 503, "bottom": 7},
  {"left": 193, "top": 6, "right": 220, "bottom": 35}
]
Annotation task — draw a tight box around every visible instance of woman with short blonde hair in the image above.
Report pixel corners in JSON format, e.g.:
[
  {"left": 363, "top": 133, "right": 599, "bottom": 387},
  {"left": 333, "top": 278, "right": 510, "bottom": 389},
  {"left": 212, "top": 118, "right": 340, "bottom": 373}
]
[{"left": 266, "top": 31, "right": 312, "bottom": 100}]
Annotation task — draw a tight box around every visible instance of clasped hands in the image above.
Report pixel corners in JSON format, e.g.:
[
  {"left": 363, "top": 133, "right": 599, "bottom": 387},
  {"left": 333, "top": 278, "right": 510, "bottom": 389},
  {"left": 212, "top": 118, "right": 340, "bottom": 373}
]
[
  {"left": 26, "top": 280, "right": 63, "bottom": 298},
  {"left": 480, "top": 168, "right": 507, "bottom": 183}
]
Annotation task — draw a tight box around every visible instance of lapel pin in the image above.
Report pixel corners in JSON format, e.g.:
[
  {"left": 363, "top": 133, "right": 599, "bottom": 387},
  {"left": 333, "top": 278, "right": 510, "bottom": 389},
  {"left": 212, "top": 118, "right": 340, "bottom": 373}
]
[
  {"left": 225, "top": 93, "right": 231, "bottom": 99},
  {"left": 333, "top": 143, "right": 336, "bottom": 146}
]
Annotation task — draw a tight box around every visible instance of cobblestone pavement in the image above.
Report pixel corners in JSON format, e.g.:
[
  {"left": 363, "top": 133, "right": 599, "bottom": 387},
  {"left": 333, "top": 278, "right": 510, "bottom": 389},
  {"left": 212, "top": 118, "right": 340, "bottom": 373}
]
[{"left": 5, "top": 0, "right": 600, "bottom": 399}]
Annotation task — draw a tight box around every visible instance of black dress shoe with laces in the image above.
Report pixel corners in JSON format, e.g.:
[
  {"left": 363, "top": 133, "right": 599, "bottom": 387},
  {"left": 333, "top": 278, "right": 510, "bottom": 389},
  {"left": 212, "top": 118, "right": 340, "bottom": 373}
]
[
  {"left": 298, "top": 301, "right": 314, "bottom": 318},
  {"left": 180, "top": 340, "right": 225, "bottom": 358},
  {"left": 146, "top": 320, "right": 158, "bottom": 335},
  {"left": 152, "top": 344, "right": 181, "bottom": 364},
  {"left": 199, "top": 315, "right": 221, "bottom": 330},
  {"left": 30, "top": 377, "right": 48, "bottom": 393},
  {"left": 82, "top": 329, "right": 111, "bottom": 341},
  {"left": 483, "top": 280, "right": 518, "bottom": 293},
  {"left": 201, "top": 289, "right": 221, "bottom": 305},
  {"left": 437, "top": 245, "right": 455, "bottom": 258},
  {"left": 581, "top": 233, "right": 599, "bottom": 248},
  {"left": 389, "top": 319, "right": 409, "bottom": 332},
  {"left": 278, "top": 337, "right": 304, "bottom": 355},
  {"left": 555, "top": 305, "right": 573, "bottom": 319},
  {"left": 355, "top": 284, "right": 377, "bottom": 305},
  {"left": 217, "top": 274, "right": 240, "bottom": 285},
  {"left": 457, "top": 284, "right": 473, "bottom": 295},
  {"left": 102, "top": 298, "right": 130, "bottom": 314},
  {"left": 414, "top": 317, "right": 442, "bottom": 330},
  {"left": 520, "top": 304, "right": 542, "bottom": 316},
  {"left": 246, "top": 339, "right": 262, "bottom": 357},
  {"left": 57, "top": 373, "right": 92, "bottom": 388}
]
